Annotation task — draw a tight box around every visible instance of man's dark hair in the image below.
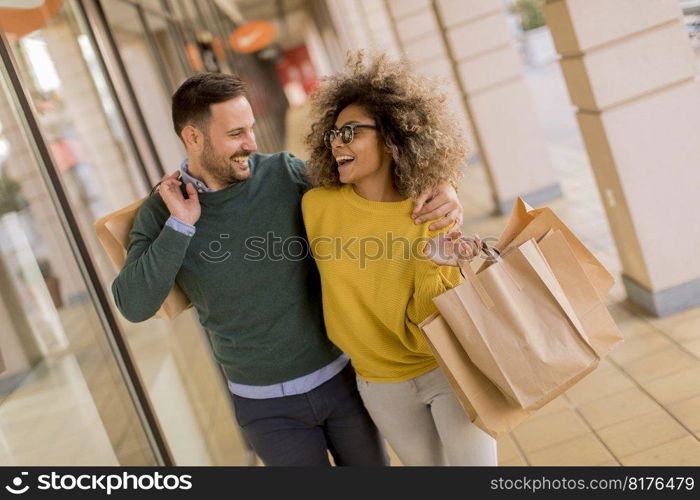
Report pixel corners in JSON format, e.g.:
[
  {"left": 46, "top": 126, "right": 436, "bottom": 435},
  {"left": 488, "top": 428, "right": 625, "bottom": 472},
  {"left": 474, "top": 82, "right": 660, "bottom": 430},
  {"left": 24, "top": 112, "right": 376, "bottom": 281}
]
[{"left": 171, "top": 72, "right": 247, "bottom": 139}]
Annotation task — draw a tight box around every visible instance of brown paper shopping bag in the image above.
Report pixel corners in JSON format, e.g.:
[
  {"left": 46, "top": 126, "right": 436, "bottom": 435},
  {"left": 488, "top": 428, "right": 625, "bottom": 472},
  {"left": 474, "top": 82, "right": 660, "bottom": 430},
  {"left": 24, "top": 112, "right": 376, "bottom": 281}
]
[
  {"left": 420, "top": 232, "right": 622, "bottom": 436},
  {"left": 479, "top": 198, "right": 614, "bottom": 298},
  {"left": 94, "top": 197, "right": 192, "bottom": 321},
  {"left": 420, "top": 312, "right": 534, "bottom": 438},
  {"left": 537, "top": 230, "right": 623, "bottom": 357},
  {"left": 433, "top": 238, "right": 600, "bottom": 410}
]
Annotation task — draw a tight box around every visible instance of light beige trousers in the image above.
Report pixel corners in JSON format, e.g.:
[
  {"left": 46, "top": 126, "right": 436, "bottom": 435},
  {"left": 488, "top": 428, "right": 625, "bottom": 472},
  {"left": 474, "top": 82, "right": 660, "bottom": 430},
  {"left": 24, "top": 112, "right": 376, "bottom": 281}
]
[{"left": 356, "top": 367, "right": 497, "bottom": 466}]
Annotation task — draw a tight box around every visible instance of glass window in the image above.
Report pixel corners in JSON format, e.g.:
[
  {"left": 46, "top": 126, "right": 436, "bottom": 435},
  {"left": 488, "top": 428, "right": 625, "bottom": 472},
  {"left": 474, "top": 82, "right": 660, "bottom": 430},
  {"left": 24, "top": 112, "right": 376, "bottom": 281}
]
[
  {"left": 0, "top": 47, "right": 156, "bottom": 467},
  {"left": 102, "top": 1, "right": 186, "bottom": 172},
  {"left": 2, "top": 0, "right": 250, "bottom": 465}
]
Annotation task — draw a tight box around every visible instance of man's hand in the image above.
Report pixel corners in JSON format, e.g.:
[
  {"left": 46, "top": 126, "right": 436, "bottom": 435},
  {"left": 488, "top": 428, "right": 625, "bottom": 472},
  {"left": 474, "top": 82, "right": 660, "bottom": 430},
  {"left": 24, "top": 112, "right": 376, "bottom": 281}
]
[
  {"left": 412, "top": 180, "right": 463, "bottom": 231},
  {"left": 158, "top": 171, "right": 201, "bottom": 226}
]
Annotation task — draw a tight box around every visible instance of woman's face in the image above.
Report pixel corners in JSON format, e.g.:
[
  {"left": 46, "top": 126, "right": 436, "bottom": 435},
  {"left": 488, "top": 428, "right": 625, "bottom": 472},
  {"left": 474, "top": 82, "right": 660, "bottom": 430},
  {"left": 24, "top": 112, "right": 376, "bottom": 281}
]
[{"left": 330, "top": 103, "right": 393, "bottom": 185}]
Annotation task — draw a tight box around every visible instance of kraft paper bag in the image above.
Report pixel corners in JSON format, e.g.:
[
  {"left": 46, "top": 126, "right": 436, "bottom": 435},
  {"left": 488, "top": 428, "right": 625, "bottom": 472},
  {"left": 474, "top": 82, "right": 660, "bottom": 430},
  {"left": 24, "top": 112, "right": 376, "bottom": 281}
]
[
  {"left": 94, "top": 197, "right": 192, "bottom": 321},
  {"left": 537, "top": 230, "right": 624, "bottom": 357},
  {"left": 478, "top": 198, "right": 614, "bottom": 299},
  {"left": 433, "top": 238, "right": 600, "bottom": 410},
  {"left": 420, "top": 312, "right": 534, "bottom": 438}
]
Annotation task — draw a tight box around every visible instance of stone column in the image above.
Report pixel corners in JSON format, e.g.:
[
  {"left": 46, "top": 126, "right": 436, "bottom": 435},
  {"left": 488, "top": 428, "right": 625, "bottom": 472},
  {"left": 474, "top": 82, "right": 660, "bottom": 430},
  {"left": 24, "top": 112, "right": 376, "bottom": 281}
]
[
  {"left": 543, "top": 0, "right": 700, "bottom": 316},
  {"left": 384, "top": 0, "right": 562, "bottom": 214}
]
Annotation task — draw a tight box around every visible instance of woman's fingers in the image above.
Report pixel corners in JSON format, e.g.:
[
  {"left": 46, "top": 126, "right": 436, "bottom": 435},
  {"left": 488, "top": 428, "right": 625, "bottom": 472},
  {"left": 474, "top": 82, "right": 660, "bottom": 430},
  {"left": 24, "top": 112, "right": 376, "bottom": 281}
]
[
  {"left": 453, "top": 236, "right": 482, "bottom": 261},
  {"left": 456, "top": 240, "right": 475, "bottom": 261},
  {"left": 447, "top": 229, "right": 462, "bottom": 240}
]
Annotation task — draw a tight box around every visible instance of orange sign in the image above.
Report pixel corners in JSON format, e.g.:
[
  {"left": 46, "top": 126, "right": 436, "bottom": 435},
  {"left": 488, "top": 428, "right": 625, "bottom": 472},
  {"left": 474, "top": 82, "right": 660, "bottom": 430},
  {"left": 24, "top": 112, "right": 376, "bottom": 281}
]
[
  {"left": 185, "top": 42, "right": 204, "bottom": 72},
  {"left": 0, "top": 0, "right": 64, "bottom": 39},
  {"left": 229, "top": 20, "right": 275, "bottom": 54},
  {"left": 211, "top": 36, "right": 226, "bottom": 63}
]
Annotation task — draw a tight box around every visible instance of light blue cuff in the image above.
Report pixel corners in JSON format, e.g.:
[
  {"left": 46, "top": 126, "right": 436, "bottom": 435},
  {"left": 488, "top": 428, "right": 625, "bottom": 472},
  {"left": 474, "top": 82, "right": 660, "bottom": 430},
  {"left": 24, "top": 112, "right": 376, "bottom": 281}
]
[{"left": 165, "top": 215, "right": 196, "bottom": 237}]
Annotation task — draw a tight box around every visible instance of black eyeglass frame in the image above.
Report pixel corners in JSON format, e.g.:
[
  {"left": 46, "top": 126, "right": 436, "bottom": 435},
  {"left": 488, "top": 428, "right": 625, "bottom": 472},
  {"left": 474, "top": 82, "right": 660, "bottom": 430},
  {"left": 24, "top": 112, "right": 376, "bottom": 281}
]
[{"left": 323, "top": 123, "right": 379, "bottom": 149}]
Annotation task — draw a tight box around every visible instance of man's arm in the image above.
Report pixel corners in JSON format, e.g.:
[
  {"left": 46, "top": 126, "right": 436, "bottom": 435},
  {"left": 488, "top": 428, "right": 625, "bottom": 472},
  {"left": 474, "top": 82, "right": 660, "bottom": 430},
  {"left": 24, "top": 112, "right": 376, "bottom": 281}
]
[
  {"left": 288, "top": 151, "right": 463, "bottom": 229},
  {"left": 283, "top": 152, "right": 313, "bottom": 193},
  {"left": 112, "top": 213, "right": 193, "bottom": 322},
  {"left": 412, "top": 180, "right": 463, "bottom": 231},
  {"left": 112, "top": 172, "right": 200, "bottom": 322}
]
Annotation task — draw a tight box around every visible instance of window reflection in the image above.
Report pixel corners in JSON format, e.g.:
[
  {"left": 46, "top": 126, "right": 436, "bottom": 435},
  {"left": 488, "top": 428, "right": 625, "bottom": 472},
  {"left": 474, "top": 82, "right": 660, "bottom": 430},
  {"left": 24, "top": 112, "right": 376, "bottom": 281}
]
[
  {"left": 0, "top": 49, "right": 156, "bottom": 467},
  {"left": 4, "top": 0, "right": 252, "bottom": 465}
]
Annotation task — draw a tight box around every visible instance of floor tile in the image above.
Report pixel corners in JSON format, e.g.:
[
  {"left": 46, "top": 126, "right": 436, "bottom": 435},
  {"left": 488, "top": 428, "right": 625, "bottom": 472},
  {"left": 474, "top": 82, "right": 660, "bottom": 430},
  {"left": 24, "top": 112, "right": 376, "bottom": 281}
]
[
  {"left": 526, "top": 433, "right": 614, "bottom": 466},
  {"left": 607, "top": 303, "right": 653, "bottom": 339},
  {"left": 499, "top": 455, "right": 528, "bottom": 466},
  {"left": 497, "top": 435, "right": 523, "bottom": 463},
  {"left": 643, "top": 366, "right": 700, "bottom": 405},
  {"left": 564, "top": 364, "right": 635, "bottom": 406},
  {"left": 648, "top": 308, "right": 700, "bottom": 342},
  {"left": 620, "top": 436, "right": 700, "bottom": 466},
  {"left": 621, "top": 347, "right": 696, "bottom": 383},
  {"left": 666, "top": 396, "right": 700, "bottom": 433},
  {"left": 511, "top": 409, "right": 590, "bottom": 453},
  {"left": 596, "top": 410, "right": 688, "bottom": 458},
  {"left": 576, "top": 387, "right": 660, "bottom": 430},
  {"left": 681, "top": 339, "right": 700, "bottom": 359},
  {"left": 609, "top": 333, "right": 675, "bottom": 364},
  {"left": 534, "top": 395, "right": 570, "bottom": 417}
]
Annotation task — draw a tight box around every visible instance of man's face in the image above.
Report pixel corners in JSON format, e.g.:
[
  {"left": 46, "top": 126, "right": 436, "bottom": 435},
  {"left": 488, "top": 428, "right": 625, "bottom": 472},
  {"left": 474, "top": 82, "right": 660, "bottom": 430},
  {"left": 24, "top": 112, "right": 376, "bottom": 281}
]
[{"left": 199, "top": 95, "right": 258, "bottom": 184}]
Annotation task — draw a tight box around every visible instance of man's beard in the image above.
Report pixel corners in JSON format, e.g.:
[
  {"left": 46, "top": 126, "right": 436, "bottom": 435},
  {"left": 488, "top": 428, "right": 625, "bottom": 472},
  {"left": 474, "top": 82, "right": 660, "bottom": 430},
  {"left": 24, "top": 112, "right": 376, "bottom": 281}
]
[{"left": 200, "top": 137, "right": 252, "bottom": 186}]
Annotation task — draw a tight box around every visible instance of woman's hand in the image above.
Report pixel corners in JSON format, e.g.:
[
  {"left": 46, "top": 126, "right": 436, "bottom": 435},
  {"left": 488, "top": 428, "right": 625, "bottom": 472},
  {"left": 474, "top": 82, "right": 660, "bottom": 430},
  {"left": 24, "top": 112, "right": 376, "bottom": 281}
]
[
  {"left": 424, "top": 231, "right": 482, "bottom": 267},
  {"left": 412, "top": 181, "right": 463, "bottom": 231}
]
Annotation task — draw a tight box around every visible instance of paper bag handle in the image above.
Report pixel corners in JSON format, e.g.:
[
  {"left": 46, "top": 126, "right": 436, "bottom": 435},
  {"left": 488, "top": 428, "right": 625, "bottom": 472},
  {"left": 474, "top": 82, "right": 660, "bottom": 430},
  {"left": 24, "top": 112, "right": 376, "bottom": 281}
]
[
  {"left": 457, "top": 240, "right": 524, "bottom": 309},
  {"left": 458, "top": 259, "right": 495, "bottom": 309}
]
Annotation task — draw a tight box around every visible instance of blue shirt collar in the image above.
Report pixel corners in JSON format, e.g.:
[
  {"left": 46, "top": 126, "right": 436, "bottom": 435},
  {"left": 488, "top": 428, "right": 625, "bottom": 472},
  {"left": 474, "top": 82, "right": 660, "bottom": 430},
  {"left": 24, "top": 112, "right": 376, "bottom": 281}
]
[{"left": 180, "top": 158, "right": 214, "bottom": 193}]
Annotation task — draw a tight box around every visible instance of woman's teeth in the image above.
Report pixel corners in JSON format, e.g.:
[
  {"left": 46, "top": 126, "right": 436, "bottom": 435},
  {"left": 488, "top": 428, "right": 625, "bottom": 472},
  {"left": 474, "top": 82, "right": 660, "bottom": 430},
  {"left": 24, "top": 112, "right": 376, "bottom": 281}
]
[{"left": 336, "top": 155, "right": 354, "bottom": 166}]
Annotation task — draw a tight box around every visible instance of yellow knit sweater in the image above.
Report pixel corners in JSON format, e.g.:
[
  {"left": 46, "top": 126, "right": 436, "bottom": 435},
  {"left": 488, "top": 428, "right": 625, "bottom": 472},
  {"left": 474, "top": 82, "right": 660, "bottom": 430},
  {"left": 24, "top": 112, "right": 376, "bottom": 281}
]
[{"left": 302, "top": 184, "right": 462, "bottom": 382}]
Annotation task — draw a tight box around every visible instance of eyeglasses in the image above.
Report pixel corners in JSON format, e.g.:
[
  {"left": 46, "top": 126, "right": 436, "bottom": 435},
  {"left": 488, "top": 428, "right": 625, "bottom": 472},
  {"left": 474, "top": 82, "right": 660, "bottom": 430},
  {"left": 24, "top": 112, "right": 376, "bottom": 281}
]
[{"left": 323, "top": 123, "right": 378, "bottom": 149}]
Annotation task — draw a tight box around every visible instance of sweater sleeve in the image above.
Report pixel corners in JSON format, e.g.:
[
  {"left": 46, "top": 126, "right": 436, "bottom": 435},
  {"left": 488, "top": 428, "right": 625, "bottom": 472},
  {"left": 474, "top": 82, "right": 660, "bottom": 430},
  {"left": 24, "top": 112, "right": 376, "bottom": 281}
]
[
  {"left": 284, "top": 152, "right": 313, "bottom": 193},
  {"left": 111, "top": 197, "right": 194, "bottom": 322},
  {"left": 406, "top": 230, "right": 463, "bottom": 327}
]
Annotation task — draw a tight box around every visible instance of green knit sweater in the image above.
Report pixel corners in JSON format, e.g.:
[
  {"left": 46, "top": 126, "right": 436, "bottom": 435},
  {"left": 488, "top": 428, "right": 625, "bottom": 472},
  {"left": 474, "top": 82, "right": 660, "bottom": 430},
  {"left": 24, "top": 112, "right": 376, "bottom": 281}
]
[{"left": 112, "top": 152, "right": 342, "bottom": 385}]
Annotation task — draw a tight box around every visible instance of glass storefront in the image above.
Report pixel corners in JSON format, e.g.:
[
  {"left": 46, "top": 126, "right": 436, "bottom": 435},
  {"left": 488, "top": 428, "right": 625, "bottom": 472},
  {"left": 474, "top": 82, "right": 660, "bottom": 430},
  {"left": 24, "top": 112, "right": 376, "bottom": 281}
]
[
  {"left": 0, "top": 0, "right": 291, "bottom": 466},
  {"left": 0, "top": 30, "right": 156, "bottom": 465}
]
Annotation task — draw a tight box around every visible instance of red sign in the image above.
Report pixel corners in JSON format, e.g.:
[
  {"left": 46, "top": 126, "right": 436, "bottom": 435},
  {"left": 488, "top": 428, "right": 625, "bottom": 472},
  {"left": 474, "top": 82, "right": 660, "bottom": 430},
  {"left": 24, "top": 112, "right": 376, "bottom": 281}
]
[
  {"left": 275, "top": 45, "right": 319, "bottom": 104},
  {"left": 229, "top": 20, "right": 275, "bottom": 54}
]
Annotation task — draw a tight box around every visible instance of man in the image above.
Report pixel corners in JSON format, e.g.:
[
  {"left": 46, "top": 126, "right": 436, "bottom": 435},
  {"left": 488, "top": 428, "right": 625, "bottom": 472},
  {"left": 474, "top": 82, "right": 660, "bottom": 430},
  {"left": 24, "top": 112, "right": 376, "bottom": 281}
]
[{"left": 112, "top": 72, "right": 464, "bottom": 466}]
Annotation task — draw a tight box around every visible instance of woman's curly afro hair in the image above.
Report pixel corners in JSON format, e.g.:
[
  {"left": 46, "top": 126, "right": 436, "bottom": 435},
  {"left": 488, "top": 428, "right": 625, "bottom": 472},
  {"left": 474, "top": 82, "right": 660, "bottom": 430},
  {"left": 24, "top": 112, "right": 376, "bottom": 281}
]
[{"left": 304, "top": 51, "right": 467, "bottom": 198}]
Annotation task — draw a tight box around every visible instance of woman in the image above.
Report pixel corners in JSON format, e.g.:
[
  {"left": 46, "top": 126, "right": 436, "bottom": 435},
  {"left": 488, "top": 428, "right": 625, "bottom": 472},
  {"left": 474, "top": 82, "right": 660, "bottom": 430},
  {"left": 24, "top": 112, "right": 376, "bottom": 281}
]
[{"left": 301, "top": 53, "right": 497, "bottom": 466}]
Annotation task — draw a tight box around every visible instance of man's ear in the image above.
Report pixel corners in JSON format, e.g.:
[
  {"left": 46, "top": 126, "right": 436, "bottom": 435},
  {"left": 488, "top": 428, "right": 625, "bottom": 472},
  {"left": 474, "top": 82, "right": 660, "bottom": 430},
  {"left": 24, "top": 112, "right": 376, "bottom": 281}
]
[{"left": 181, "top": 125, "right": 204, "bottom": 152}]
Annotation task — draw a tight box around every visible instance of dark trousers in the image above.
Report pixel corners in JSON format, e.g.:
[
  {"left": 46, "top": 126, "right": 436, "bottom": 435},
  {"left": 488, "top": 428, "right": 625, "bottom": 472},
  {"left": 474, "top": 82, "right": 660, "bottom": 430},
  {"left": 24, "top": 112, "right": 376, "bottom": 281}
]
[{"left": 230, "top": 363, "right": 389, "bottom": 466}]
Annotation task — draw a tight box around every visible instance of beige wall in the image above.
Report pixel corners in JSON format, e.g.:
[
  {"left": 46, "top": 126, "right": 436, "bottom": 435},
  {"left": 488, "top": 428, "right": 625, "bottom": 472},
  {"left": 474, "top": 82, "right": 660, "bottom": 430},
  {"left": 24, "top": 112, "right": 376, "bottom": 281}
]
[{"left": 544, "top": 0, "right": 700, "bottom": 315}]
